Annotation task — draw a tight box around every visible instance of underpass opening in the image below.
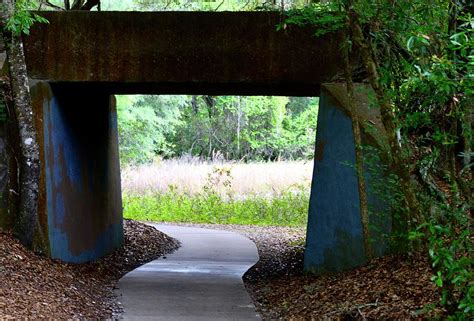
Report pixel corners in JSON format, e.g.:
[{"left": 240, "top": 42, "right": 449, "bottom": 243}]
[{"left": 116, "top": 94, "right": 318, "bottom": 231}]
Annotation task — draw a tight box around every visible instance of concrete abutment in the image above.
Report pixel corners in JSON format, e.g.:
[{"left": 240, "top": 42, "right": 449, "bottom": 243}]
[
  {"left": 29, "top": 82, "right": 123, "bottom": 262},
  {"left": 305, "top": 84, "right": 391, "bottom": 273}
]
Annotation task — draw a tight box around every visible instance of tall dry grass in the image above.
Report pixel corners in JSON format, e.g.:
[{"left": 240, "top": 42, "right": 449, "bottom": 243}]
[{"left": 121, "top": 158, "right": 314, "bottom": 197}]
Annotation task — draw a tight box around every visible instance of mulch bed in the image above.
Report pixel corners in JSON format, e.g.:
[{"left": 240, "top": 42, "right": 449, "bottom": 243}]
[
  {"left": 246, "top": 254, "right": 441, "bottom": 320},
  {"left": 237, "top": 227, "right": 440, "bottom": 320},
  {"left": 0, "top": 220, "right": 179, "bottom": 319},
  {"left": 0, "top": 219, "right": 442, "bottom": 320}
]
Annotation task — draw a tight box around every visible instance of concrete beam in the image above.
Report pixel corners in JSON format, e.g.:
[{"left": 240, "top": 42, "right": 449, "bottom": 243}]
[{"left": 24, "top": 11, "right": 345, "bottom": 96}]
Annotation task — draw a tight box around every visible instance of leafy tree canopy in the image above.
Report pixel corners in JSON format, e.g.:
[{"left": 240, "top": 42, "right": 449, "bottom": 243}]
[{"left": 117, "top": 95, "right": 318, "bottom": 164}]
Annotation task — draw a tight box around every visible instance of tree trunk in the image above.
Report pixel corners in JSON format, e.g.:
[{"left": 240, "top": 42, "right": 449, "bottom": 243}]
[
  {"left": 80, "top": 0, "right": 100, "bottom": 11},
  {"left": 348, "top": 7, "right": 422, "bottom": 228},
  {"left": 342, "top": 29, "right": 372, "bottom": 260},
  {"left": 0, "top": 0, "right": 42, "bottom": 248},
  {"left": 237, "top": 97, "right": 242, "bottom": 157},
  {"left": 71, "top": 0, "right": 84, "bottom": 9}
]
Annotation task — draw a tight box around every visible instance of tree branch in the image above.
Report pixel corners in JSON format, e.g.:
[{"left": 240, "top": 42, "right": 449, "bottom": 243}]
[
  {"left": 81, "top": 0, "right": 100, "bottom": 11},
  {"left": 40, "top": 0, "right": 65, "bottom": 10},
  {"left": 342, "top": 8, "right": 372, "bottom": 260},
  {"left": 71, "top": 0, "right": 84, "bottom": 10},
  {"left": 348, "top": 5, "right": 422, "bottom": 227}
]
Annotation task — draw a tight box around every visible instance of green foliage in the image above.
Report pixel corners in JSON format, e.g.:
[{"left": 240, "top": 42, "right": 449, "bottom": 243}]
[
  {"left": 117, "top": 95, "right": 186, "bottom": 164},
  {"left": 400, "top": 19, "right": 473, "bottom": 318},
  {"left": 99, "top": 0, "right": 136, "bottom": 10},
  {"left": 171, "top": 95, "right": 318, "bottom": 161},
  {"left": 123, "top": 167, "right": 309, "bottom": 227},
  {"left": 123, "top": 189, "right": 308, "bottom": 227},
  {"left": 410, "top": 198, "right": 473, "bottom": 319},
  {"left": 117, "top": 95, "right": 318, "bottom": 165},
  {"left": 132, "top": 0, "right": 311, "bottom": 11},
  {"left": 359, "top": 4, "right": 472, "bottom": 318},
  {"left": 5, "top": 0, "right": 48, "bottom": 36},
  {"left": 282, "top": 2, "right": 345, "bottom": 36}
]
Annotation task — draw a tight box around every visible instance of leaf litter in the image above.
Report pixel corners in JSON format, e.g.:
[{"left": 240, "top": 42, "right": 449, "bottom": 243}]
[{"left": 0, "top": 220, "right": 179, "bottom": 319}]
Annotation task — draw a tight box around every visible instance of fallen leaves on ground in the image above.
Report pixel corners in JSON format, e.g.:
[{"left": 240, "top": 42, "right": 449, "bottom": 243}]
[
  {"left": 0, "top": 220, "right": 179, "bottom": 319},
  {"left": 247, "top": 254, "right": 441, "bottom": 320}
]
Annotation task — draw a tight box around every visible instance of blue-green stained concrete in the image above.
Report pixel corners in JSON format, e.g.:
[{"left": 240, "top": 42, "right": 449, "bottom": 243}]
[
  {"left": 31, "top": 82, "right": 123, "bottom": 263},
  {"left": 304, "top": 84, "right": 391, "bottom": 273},
  {"left": 305, "top": 87, "right": 366, "bottom": 273}
]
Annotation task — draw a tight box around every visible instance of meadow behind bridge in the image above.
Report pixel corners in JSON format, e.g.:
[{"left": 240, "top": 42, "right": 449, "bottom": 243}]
[{"left": 121, "top": 158, "right": 313, "bottom": 227}]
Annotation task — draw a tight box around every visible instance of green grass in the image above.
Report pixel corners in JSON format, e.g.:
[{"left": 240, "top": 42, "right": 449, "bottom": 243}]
[{"left": 123, "top": 190, "right": 309, "bottom": 227}]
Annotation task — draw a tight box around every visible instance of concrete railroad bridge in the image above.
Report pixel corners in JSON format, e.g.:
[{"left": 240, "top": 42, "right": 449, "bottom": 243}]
[{"left": 0, "top": 11, "right": 391, "bottom": 273}]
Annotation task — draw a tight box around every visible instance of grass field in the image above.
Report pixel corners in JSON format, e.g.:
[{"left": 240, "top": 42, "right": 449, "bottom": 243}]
[{"left": 122, "top": 159, "right": 313, "bottom": 227}]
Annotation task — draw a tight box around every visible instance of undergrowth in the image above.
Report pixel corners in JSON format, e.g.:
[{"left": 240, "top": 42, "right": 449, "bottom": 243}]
[{"left": 123, "top": 166, "right": 309, "bottom": 227}]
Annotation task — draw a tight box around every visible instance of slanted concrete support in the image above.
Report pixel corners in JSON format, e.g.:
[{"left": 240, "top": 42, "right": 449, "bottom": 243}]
[
  {"left": 304, "top": 83, "right": 392, "bottom": 273},
  {"left": 30, "top": 82, "right": 123, "bottom": 263}
]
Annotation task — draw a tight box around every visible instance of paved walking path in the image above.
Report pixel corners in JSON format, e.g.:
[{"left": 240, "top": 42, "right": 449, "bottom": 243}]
[{"left": 116, "top": 224, "right": 261, "bottom": 320}]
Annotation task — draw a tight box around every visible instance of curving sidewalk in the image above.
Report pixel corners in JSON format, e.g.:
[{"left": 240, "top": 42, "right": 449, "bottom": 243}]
[{"left": 116, "top": 224, "right": 261, "bottom": 320}]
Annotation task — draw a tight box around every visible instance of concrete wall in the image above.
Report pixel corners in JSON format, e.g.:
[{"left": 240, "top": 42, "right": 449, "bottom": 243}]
[
  {"left": 30, "top": 82, "right": 123, "bottom": 262},
  {"left": 304, "top": 84, "right": 391, "bottom": 273}
]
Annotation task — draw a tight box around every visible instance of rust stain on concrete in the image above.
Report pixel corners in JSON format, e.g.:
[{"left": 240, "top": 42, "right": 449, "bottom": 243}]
[
  {"left": 23, "top": 12, "right": 346, "bottom": 96},
  {"left": 315, "top": 140, "right": 326, "bottom": 161}
]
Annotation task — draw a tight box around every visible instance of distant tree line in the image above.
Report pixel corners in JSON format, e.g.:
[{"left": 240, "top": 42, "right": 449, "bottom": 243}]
[{"left": 117, "top": 95, "right": 318, "bottom": 164}]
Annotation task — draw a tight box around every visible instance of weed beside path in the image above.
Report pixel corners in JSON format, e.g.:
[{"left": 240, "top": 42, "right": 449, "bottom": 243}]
[
  {"left": 123, "top": 191, "right": 309, "bottom": 227},
  {"left": 122, "top": 160, "right": 312, "bottom": 227}
]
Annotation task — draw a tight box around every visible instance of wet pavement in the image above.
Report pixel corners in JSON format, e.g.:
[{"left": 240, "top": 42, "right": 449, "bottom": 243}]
[{"left": 116, "top": 224, "right": 261, "bottom": 320}]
